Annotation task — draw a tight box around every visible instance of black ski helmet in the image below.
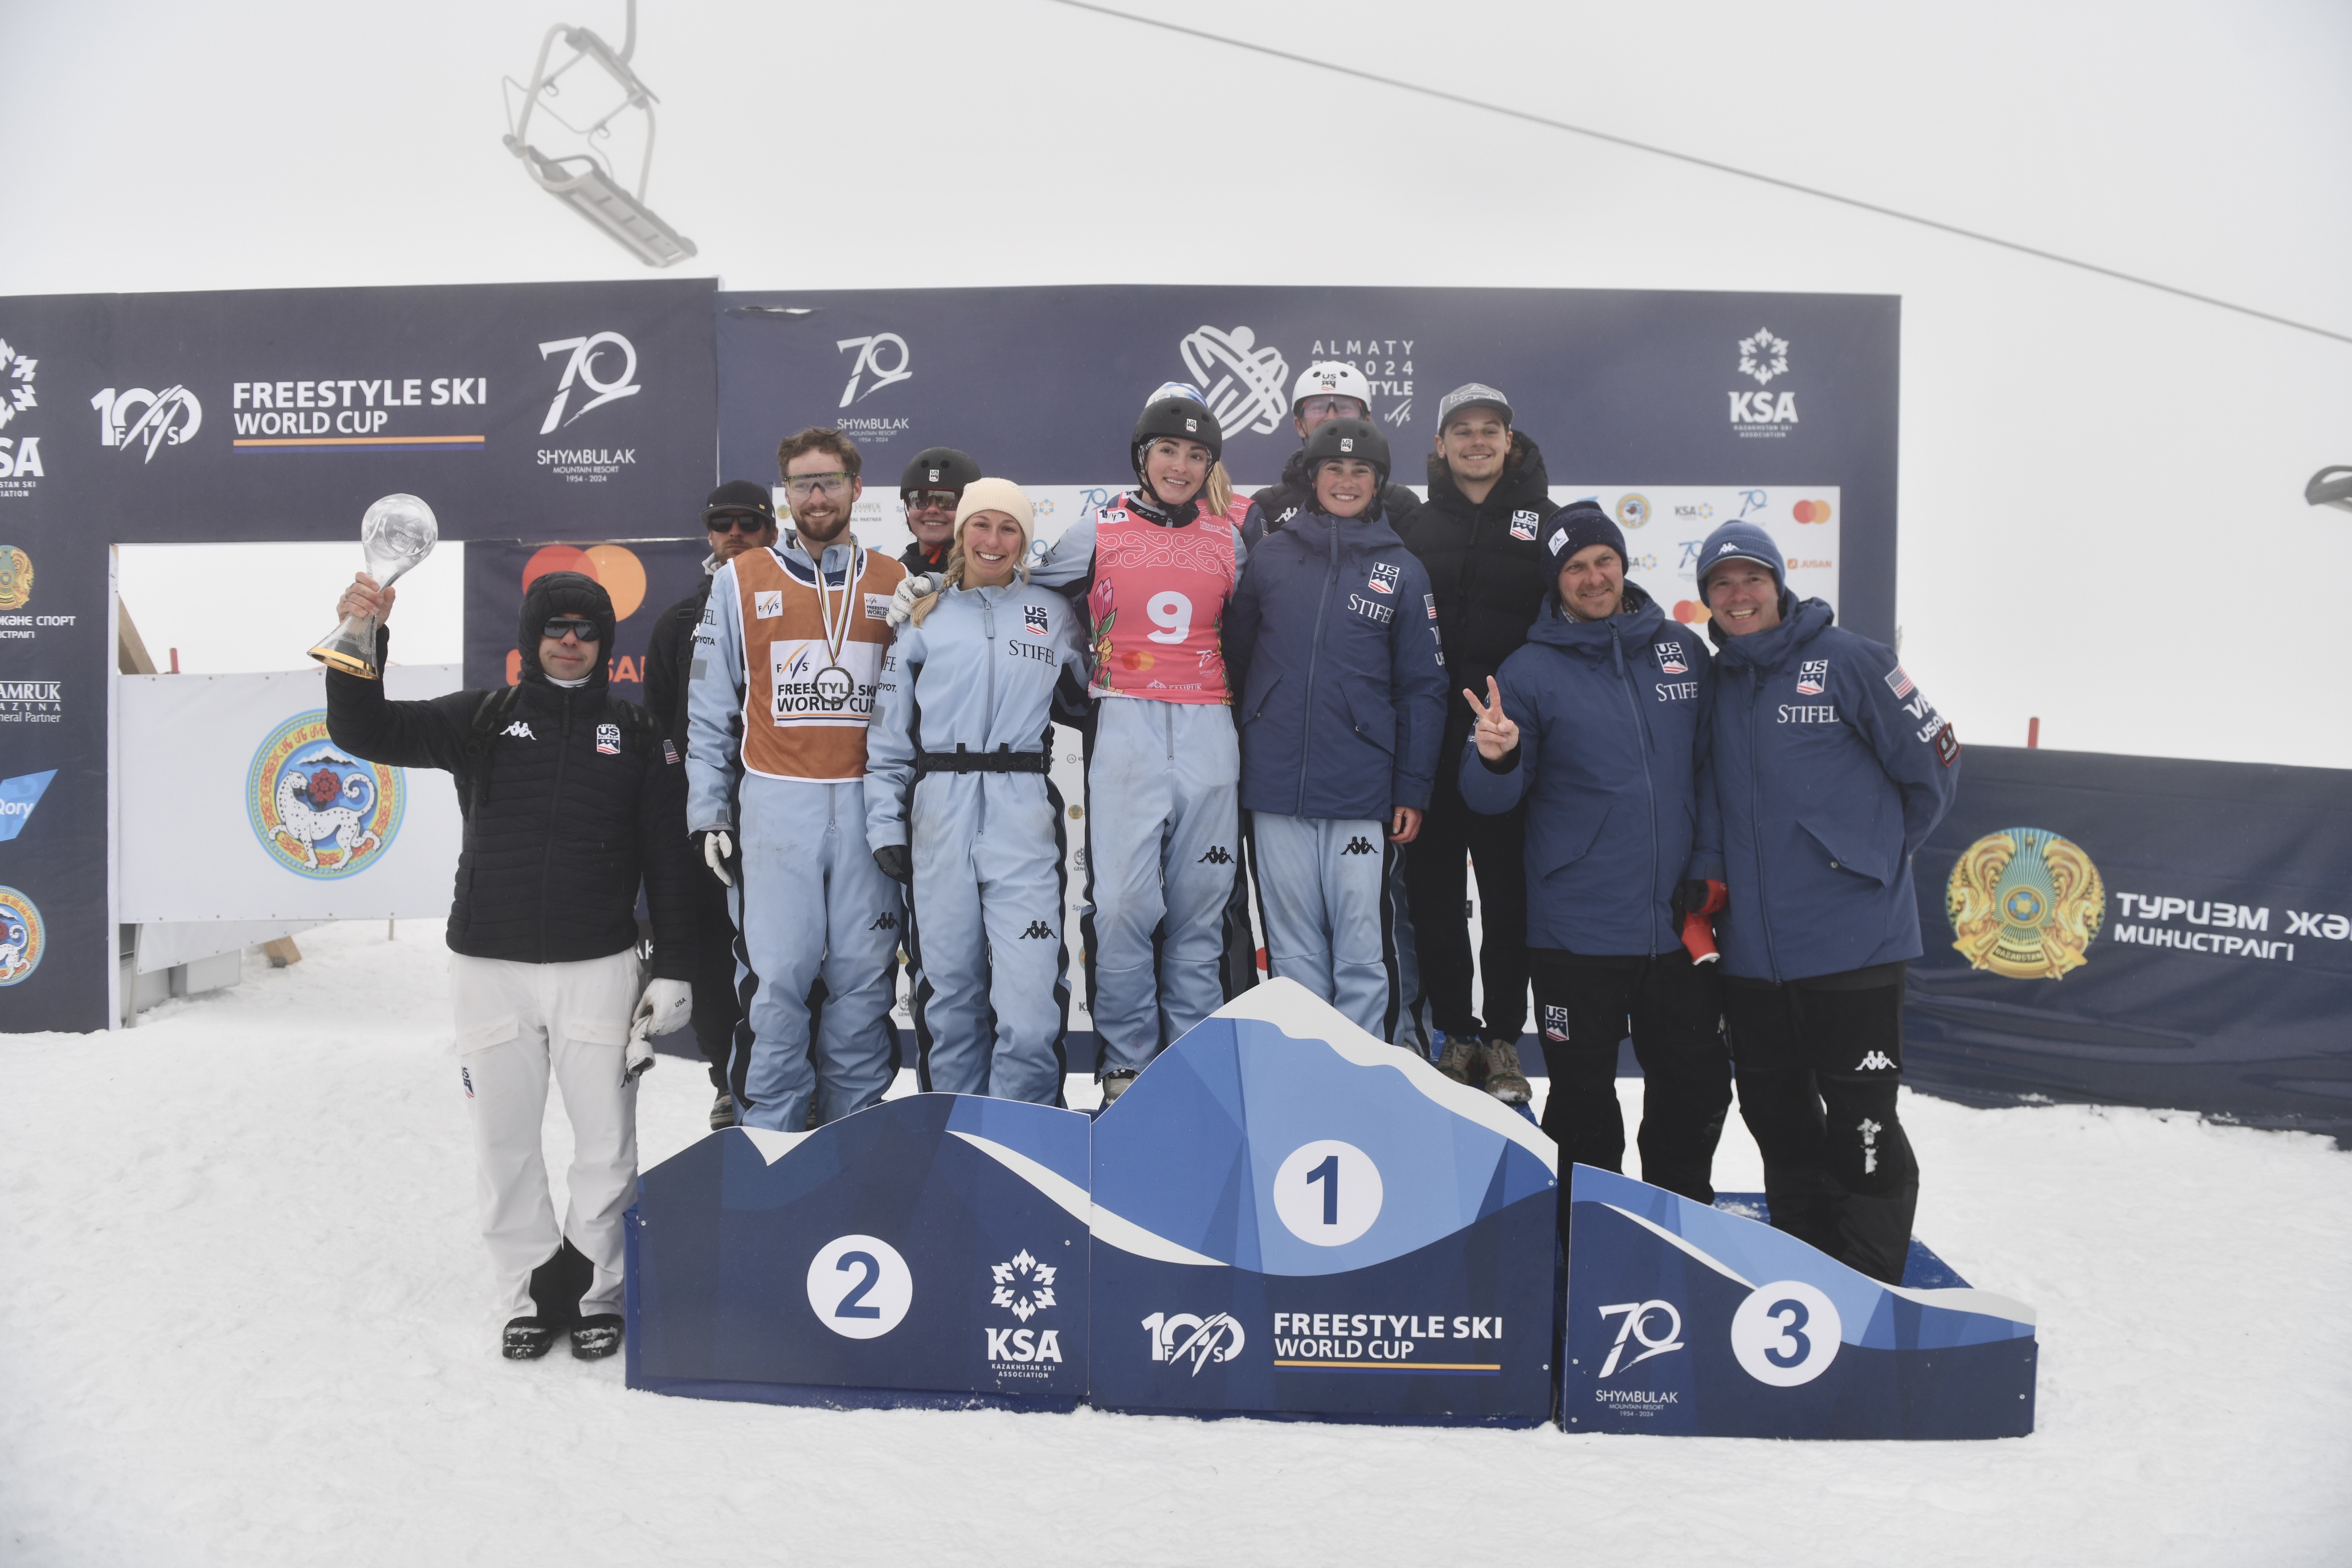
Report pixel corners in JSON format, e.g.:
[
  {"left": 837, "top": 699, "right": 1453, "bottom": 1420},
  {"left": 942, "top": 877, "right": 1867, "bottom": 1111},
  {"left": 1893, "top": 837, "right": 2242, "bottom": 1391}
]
[
  {"left": 899, "top": 446, "right": 982, "bottom": 501},
  {"left": 1302, "top": 416, "right": 1390, "bottom": 490},
  {"left": 1130, "top": 398, "right": 1224, "bottom": 492}
]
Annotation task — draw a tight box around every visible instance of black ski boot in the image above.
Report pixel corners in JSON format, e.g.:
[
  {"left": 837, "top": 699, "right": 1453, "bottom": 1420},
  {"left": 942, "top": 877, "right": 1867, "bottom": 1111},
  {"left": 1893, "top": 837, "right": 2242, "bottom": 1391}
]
[
  {"left": 571, "top": 1313, "right": 624, "bottom": 1360},
  {"left": 502, "top": 1317, "right": 557, "bottom": 1359}
]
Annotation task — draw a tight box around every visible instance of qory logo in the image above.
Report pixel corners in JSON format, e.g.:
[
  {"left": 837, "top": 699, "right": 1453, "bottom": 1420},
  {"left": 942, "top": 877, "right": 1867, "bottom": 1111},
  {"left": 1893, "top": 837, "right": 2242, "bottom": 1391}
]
[
  {"left": 1178, "top": 324, "right": 1289, "bottom": 437},
  {"left": 989, "top": 1250, "right": 1059, "bottom": 1323},
  {"left": 0, "top": 338, "right": 37, "bottom": 431},
  {"left": 92, "top": 385, "right": 203, "bottom": 461},
  {"left": 1141, "top": 1310, "right": 1247, "bottom": 1374},
  {"left": 0, "top": 770, "right": 56, "bottom": 843},
  {"left": 836, "top": 333, "right": 912, "bottom": 406},
  {"left": 1595, "top": 1298, "right": 1685, "bottom": 1378},
  {"left": 537, "top": 331, "right": 641, "bottom": 434}
]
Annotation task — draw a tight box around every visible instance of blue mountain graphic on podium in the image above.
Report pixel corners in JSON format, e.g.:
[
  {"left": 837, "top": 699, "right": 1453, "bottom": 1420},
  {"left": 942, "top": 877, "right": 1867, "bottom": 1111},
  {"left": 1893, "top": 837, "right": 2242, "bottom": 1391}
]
[
  {"left": 1089, "top": 978, "right": 1558, "bottom": 1426},
  {"left": 625, "top": 1093, "right": 1092, "bottom": 1411}
]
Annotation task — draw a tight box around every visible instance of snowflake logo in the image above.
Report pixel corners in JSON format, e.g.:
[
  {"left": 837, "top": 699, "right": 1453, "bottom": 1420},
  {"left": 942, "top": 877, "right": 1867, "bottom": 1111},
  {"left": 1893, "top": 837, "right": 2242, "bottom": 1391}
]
[
  {"left": 1737, "top": 328, "right": 1789, "bottom": 387},
  {"left": 0, "top": 340, "right": 37, "bottom": 432},
  {"left": 989, "top": 1250, "right": 1059, "bottom": 1322}
]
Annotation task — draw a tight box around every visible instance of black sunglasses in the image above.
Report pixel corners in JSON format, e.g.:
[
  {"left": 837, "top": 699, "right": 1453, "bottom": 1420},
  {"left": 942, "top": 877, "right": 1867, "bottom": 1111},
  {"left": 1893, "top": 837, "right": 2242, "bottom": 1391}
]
[
  {"left": 542, "top": 616, "right": 603, "bottom": 642},
  {"left": 706, "top": 509, "right": 771, "bottom": 534}
]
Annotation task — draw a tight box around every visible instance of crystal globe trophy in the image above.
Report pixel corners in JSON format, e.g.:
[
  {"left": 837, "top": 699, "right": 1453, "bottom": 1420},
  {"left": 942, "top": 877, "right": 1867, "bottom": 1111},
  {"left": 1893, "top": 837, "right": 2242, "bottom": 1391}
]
[{"left": 308, "top": 493, "right": 439, "bottom": 679}]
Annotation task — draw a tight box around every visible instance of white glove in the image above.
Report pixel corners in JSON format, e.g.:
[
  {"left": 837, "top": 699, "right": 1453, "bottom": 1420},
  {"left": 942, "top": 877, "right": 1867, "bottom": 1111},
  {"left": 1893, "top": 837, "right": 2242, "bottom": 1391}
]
[
  {"left": 624, "top": 1022, "right": 656, "bottom": 1086},
  {"left": 887, "top": 572, "right": 942, "bottom": 628},
  {"left": 701, "top": 828, "right": 734, "bottom": 887},
  {"left": 632, "top": 977, "right": 693, "bottom": 1039}
]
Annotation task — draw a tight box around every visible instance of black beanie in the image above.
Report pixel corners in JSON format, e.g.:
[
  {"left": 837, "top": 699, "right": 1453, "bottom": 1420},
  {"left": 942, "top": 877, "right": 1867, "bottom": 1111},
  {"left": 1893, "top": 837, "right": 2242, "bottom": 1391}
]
[
  {"left": 516, "top": 571, "right": 615, "bottom": 685},
  {"left": 1541, "top": 501, "right": 1626, "bottom": 571}
]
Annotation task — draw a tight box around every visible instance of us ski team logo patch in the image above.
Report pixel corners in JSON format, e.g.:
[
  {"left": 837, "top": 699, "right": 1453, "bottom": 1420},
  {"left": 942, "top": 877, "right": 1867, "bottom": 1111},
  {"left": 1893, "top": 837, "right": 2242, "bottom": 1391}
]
[
  {"left": 1368, "top": 562, "right": 1400, "bottom": 595},
  {"left": 1543, "top": 1004, "right": 1570, "bottom": 1042},
  {"left": 1655, "top": 642, "right": 1688, "bottom": 675},
  {"left": 1796, "top": 659, "right": 1828, "bottom": 696},
  {"left": 595, "top": 722, "right": 622, "bottom": 756},
  {"left": 1023, "top": 605, "right": 1050, "bottom": 635},
  {"left": 1509, "top": 511, "right": 1539, "bottom": 541}
]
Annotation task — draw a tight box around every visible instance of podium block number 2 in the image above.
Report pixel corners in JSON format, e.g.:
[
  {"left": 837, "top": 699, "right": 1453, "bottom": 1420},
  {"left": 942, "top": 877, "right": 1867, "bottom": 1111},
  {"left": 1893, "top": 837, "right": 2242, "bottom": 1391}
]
[
  {"left": 1273, "top": 1140, "right": 1384, "bottom": 1246},
  {"left": 806, "top": 1234, "right": 914, "bottom": 1339}
]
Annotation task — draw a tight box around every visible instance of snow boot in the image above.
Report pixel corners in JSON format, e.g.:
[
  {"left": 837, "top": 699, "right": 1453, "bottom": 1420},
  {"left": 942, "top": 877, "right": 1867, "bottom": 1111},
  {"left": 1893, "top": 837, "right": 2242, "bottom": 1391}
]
[
  {"left": 571, "top": 1313, "right": 624, "bottom": 1361},
  {"left": 502, "top": 1317, "right": 557, "bottom": 1360},
  {"left": 709, "top": 1092, "right": 737, "bottom": 1131},
  {"left": 1481, "top": 1038, "right": 1532, "bottom": 1106},
  {"left": 1098, "top": 1069, "right": 1139, "bottom": 1108},
  {"left": 1433, "top": 1034, "right": 1484, "bottom": 1087}
]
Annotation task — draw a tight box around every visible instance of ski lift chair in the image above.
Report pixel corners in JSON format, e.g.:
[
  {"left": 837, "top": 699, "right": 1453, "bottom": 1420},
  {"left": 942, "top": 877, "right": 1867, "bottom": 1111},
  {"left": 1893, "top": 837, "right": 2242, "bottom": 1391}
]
[
  {"left": 2307, "top": 466, "right": 2352, "bottom": 513},
  {"left": 503, "top": 0, "right": 697, "bottom": 267}
]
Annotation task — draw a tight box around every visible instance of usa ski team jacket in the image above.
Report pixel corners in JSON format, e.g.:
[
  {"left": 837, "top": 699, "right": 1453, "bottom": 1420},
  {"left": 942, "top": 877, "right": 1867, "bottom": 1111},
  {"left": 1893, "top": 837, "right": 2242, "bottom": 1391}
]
[
  {"left": 1223, "top": 506, "right": 1449, "bottom": 823},
  {"left": 863, "top": 580, "right": 1089, "bottom": 852},
  {"left": 1459, "top": 584, "right": 1718, "bottom": 957},
  {"left": 1705, "top": 595, "right": 1962, "bottom": 982}
]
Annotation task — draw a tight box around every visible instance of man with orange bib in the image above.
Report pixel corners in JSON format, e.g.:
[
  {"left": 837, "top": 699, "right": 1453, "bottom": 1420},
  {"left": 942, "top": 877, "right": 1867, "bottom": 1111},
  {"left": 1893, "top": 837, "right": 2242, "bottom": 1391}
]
[{"left": 687, "top": 427, "right": 908, "bottom": 1132}]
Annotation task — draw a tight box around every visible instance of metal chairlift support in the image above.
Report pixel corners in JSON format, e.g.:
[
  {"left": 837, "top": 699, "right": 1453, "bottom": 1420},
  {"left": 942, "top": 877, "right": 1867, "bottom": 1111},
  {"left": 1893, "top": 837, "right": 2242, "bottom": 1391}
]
[{"left": 503, "top": 0, "right": 697, "bottom": 267}]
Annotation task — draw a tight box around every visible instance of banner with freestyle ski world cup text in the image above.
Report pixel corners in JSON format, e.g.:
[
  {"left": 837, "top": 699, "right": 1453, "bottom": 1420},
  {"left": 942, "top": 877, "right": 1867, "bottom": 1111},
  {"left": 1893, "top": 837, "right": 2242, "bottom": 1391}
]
[{"left": 0, "top": 279, "right": 717, "bottom": 1034}]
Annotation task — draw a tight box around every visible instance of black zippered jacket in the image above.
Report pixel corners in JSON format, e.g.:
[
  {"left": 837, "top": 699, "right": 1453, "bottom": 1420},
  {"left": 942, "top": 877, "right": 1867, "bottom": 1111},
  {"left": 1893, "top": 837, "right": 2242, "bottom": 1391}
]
[
  {"left": 326, "top": 590, "right": 695, "bottom": 979},
  {"left": 642, "top": 565, "right": 717, "bottom": 758},
  {"left": 1394, "top": 432, "right": 1559, "bottom": 760}
]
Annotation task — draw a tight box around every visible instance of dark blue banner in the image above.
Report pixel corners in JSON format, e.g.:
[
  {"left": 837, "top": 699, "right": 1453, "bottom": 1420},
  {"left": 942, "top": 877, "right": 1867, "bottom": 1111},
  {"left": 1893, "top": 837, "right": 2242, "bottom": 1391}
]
[
  {"left": 463, "top": 538, "right": 709, "bottom": 708},
  {"left": 1905, "top": 745, "right": 2352, "bottom": 1140}
]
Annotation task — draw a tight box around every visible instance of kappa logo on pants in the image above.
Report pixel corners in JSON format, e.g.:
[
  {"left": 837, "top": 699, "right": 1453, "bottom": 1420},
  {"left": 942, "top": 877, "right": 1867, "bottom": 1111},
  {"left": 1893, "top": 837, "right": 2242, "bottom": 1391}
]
[
  {"left": 1855, "top": 1050, "right": 1895, "bottom": 1071},
  {"left": 1340, "top": 836, "right": 1375, "bottom": 856},
  {"left": 868, "top": 911, "right": 897, "bottom": 930},
  {"left": 1020, "top": 920, "right": 1055, "bottom": 940},
  {"left": 1197, "top": 845, "right": 1232, "bottom": 865},
  {"left": 1543, "top": 1005, "right": 1570, "bottom": 1042}
]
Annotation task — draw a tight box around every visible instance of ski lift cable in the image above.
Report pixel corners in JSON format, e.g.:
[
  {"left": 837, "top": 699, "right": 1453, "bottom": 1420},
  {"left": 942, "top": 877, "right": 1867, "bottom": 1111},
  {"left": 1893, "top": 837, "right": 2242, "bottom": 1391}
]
[{"left": 1047, "top": 0, "right": 2352, "bottom": 349}]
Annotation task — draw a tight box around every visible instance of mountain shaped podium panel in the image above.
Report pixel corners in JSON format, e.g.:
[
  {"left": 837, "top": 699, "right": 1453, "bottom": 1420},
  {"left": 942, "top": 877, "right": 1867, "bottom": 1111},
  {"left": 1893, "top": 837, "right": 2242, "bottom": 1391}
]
[
  {"left": 1088, "top": 978, "right": 1559, "bottom": 1426},
  {"left": 624, "top": 1094, "right": 1092, "bottom": 1412},
  {"left": 1563, "top": 1165, "right": 2038, "bottom": 1438}
]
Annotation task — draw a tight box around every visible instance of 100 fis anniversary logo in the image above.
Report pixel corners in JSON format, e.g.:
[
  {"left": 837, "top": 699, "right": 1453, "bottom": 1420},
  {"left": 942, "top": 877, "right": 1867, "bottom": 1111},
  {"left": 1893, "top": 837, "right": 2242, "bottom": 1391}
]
[{"left": 246, "top": 710, "right": 404, "bottom": 879}]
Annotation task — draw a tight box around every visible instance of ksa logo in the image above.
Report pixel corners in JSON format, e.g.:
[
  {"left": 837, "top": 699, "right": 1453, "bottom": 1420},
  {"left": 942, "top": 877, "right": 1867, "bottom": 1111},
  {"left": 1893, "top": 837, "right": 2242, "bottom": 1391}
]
[
  {"left": 0, "top": 885, "right": 42, "bottom": 987},
  {"left": 93, "top": 385, "right": 203, "bottom": 461},
  {"left": 836, "top": 333, "right": 912, "bottom": 406},
  {"left": 1947, "top": 827, "right": 2105, "bottom": 980},
  {"left": 1737, "top": 328, "right": 1789, "bottom": 386},
  {"left": 0, "top": 338, "right": 35, "bottom": 431},
  {"left": 1141, "top": 1310, "right": 1247, "bottom": 1374},
  {"left": 537, "top": 331, "right": 641, "bottom": 434},
  {"left": 246, "top": 711, "right": 405, "bottom": 879},
  {"left": 989, "top": 1250, "right": 1059, "bottom": 1322},
  {"left": 1178, "top": 324, "right": 1289, "bottom": 437}
]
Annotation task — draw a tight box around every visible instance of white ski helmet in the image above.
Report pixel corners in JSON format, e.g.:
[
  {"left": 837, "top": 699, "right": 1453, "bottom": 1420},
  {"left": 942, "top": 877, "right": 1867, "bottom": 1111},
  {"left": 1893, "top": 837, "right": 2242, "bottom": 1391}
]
[{"left": 1291, "top": 361, "right": 1373, "bottom": 413}]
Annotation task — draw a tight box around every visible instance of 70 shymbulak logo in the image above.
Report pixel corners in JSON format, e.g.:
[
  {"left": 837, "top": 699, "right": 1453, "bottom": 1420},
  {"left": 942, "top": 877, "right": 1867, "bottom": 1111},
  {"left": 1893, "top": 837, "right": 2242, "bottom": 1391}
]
[
  {"left": 538, "top": 331, "right": 641, "bottom": 434},
  {"left": 1595, "top": 1298, "right": 1685, "bottom": 1377}
]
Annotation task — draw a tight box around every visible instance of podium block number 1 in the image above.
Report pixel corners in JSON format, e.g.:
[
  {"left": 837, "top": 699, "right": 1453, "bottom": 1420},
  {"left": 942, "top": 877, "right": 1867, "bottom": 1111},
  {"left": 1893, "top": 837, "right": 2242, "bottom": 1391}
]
[{"left": 1273, "top": 1140, "right": 1384, "bottom": 1246}]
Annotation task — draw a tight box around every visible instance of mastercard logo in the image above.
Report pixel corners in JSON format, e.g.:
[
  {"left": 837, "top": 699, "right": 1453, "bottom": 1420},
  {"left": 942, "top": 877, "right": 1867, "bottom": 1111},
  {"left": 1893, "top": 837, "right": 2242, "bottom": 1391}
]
[
  {"left": 1673, "top": 599, "right": 1712, "bottom": 624},
  {"left": 1791, "top": 499, "right": 1832, "bottom": 524}
]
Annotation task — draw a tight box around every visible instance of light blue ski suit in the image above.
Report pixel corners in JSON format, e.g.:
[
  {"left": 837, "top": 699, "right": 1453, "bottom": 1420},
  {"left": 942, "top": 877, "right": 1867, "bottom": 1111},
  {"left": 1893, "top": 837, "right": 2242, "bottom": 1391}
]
[{"left": 865, "top": 579, "right": 1088, "bottom": 1104}]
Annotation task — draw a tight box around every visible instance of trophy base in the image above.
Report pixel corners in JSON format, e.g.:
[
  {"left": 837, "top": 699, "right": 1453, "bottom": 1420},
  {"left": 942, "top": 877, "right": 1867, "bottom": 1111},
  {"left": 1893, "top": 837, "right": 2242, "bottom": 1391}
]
[{"left": 309, "top": 616, "right": 382, "bottom": 680}]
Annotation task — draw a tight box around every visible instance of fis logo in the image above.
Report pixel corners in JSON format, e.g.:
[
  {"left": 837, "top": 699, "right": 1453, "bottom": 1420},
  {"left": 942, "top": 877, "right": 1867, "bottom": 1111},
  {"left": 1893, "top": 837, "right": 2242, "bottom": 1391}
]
[
  {"left": 1341, "top": 836, "right": 1375, "bottom": 856},
  {"left": 1655, "top": 643, "right": 1688, "bottom": 675},
  {"left": 1367, "top": 562, "right": 1400, "bottom": 595},
  {"left": 1178, "top": 324, "right": 1289, "bottom": 436},
  {"left": 500, "top": 720, "right": 536, "bottom": 740},
  {"left": 537, "top": 332, "right": 642, "bottom": 435},
  {"left": 1855, "top": 1051, "right": 1895, "bottom": 1071},
  {"left": 1023, "top": 605, "right": 1050, "bottom": 636},
  {"left": 1019, "top": 920, "right": 1055, "bottom": 940},
  {"left": 92, "top": 385, "right": 203, "bottom": 462},
  {"left": 753, "top": 590, "right": 783, "bottom": 619},
  {"left": 1197, "top": 845, "right": 1233, "bottom": 865},
  {"left": 836, "top": 333, "right": 912, "bottom": 406},
  {"left": 1543, "top": 1005, "right": 1570, "bottom": 1043},
  {"left": 1596, "top": 1299, "right": 1686, "bottom": 1378},
  {"left": 1141, "top": 1310, "right": 1247, "bottom": 1374},
  {"left": 1509, "top": 510, "right": 1539, "bottom": 541},
  {"left": 595, "top": 722, "right": 622, "bottom": 756},
  {"left": 1795, "top": 660, "right": 1828, "bottom": 697}
]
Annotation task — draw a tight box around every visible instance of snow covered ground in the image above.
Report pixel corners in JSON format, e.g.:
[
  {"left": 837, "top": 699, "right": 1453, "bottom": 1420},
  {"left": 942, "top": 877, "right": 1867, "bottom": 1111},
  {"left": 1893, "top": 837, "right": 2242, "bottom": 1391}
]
[{"left": 3, "top": 921, "right": 2347, "bottom": 1567}]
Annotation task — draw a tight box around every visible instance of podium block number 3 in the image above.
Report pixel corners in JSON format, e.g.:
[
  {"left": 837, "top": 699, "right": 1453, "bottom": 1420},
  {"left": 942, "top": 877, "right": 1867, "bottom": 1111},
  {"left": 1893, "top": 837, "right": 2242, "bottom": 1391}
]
[
  {"left": 807, "top": 1234, "right": 914, "bottom": 1339},
  {"left": 1273, "top": 1140, "right": 1384, "bottom": 1246},
  {"left": 1729, "top": 1280, "right": 1841, "bottom": 1386}
]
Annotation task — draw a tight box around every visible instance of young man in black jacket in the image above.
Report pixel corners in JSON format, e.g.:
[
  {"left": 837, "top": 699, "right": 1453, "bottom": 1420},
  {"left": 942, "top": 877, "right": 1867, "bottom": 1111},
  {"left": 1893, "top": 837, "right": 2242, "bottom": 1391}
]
[
  {"left": 1395, "top": 382, "right": 1558, "bottom": 1102},
  {"left": 643, "top": 480, "right": 777, "bottom": 1129},
  {"left": 327, "top": 567, "right": 697, "bottom": 1363}
]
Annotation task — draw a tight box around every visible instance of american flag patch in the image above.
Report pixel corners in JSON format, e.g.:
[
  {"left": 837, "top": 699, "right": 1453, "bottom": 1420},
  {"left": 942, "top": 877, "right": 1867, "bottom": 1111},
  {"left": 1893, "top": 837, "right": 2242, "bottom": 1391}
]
[
  {"left": 662, "top": 740, "right": 680, "bottom": 765},
  {"left": 1885, "top": 664, "right": 1914, "bottom": 699}
]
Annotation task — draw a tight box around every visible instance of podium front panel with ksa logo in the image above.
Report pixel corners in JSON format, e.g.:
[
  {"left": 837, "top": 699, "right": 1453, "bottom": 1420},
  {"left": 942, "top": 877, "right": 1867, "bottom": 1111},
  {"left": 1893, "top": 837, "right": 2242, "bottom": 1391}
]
[{"left": 1088, "top": 981, "right": 1559, "bottom": 1426}]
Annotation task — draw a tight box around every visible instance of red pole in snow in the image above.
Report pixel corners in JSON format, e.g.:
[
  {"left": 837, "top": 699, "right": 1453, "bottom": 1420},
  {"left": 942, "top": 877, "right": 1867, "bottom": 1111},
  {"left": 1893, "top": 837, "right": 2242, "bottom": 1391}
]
[
  {"left": 2027, "top": 717, "right": 2040, "bottom": 749},
  {"left": 168, "top": 647, "right": 180, "bottom": 673}
]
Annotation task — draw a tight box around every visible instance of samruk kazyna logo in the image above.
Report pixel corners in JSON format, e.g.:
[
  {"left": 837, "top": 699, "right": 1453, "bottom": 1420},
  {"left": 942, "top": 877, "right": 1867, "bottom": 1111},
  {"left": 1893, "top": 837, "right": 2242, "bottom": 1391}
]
[{"left": 1946, "top": 826, "right": 2104, "bottom": 979}]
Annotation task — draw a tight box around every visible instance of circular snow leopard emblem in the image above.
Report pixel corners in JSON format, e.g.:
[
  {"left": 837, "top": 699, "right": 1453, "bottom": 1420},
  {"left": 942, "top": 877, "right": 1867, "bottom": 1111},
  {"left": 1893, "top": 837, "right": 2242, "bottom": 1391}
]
[{"left": 246, "top": 710, "right": 405, "bottom": 879}]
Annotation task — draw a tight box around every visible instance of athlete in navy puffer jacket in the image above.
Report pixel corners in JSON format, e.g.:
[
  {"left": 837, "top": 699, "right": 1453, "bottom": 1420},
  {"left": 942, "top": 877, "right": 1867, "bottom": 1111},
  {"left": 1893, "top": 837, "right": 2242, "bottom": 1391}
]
[
  {"left": 1459, "top": 509, "right": 1733, "bottom": 1208},
  {"left": 1697, "top": 517, "right": 1960, "bottom": 1284}
]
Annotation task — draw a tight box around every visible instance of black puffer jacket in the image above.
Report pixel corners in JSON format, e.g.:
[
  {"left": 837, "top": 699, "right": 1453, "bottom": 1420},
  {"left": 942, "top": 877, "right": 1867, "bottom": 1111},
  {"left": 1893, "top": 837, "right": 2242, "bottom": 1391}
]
[
  {"left": 326, "top": 571, "right": 696, "bottom": 979},
  {"left": 1394, "top": 431, "right": 1559, "bottom": 760},
  {"left": 1241, "top": 444, "right": 1422, "bottom": 550},
  {"left": 642, "top": 562, "right": 717, "bottom": 759}
]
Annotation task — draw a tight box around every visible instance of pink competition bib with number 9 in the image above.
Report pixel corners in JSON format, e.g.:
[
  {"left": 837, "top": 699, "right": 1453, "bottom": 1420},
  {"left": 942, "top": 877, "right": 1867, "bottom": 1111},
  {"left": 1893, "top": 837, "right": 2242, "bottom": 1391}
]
[{"left": 1084, "top": 503, "right": 1240, "bottom": 704}]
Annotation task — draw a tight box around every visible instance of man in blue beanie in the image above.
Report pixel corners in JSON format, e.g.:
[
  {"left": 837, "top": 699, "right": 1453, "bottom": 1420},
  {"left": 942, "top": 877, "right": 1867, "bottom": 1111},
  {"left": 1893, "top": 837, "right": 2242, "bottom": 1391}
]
[{"left": 1695, "top": 518, "right": 1960, "bottom": 1282}]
